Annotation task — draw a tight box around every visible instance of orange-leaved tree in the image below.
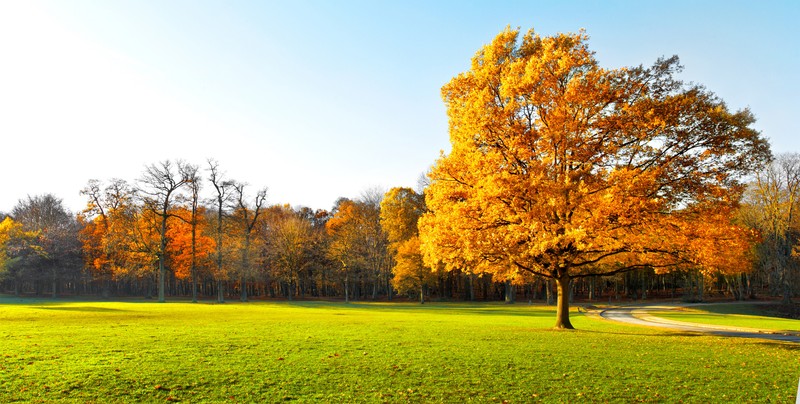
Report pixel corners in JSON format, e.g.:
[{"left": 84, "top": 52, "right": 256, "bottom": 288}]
[
  {"left": 138, "top": 160, "right": 195, "bottom": 302},
  {"left": 165, "top": 207, "right": 215, "bottom": 283},
  {"left": 79, "top": 178, "right": 136, "bottom": 296},
  {"left": 419, "top": 27, "right": 770, "bottom": 329}
]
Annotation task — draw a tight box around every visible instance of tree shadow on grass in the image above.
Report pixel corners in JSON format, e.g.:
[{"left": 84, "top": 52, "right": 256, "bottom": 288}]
[
  {"left": 578, "top": 327, "right": 800, "bottom": 348},
  {"left": 748, "top": 340, "right": 800, "bottom": 351},
  {"left": 574, "top": 328, "right": 706, "bottom": 338},
  {"left": 34, "top": 306, "right": 130, "bottom": 313},
  {"left": 283, "top": 300, "right": 559, "bottom": 318}
]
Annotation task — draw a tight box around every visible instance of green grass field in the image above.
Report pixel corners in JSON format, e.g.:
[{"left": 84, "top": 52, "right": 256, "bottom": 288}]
[
  {"left": 648, "top": 303, "right": 800, "bottom": 332},
  {"left": 0, "top": 298, "right": 798, "bottom": 403}
]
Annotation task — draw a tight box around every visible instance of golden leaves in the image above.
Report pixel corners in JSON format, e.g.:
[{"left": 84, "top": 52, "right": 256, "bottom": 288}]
[{"left": 420, "top": 26, "right": 768, "bottom": 282}]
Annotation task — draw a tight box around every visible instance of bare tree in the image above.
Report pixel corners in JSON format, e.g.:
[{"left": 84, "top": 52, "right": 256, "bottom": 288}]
[
  {"left": 173, "top": 164, "right": 201, "bottom": 302},
  {"left": 268, "top": 209, "right": 313, "bottom": 300},
  {"left": 742, "top": 153, "right": 800, "bottom": 303},
  {"left": 231, "top": 182, "right": 267, "bottom": 302},
  {"left": 12, "top": 194, "right": 81, "bottom": 298},
  {"left": 359, "top": 187, "right": 390, "bottom": 300},
  {"left": 207, "top": 159, "right": 234, "bottom": 303},
  {"left": 138, "top": 160, "right": 193, "bottom": 303}
]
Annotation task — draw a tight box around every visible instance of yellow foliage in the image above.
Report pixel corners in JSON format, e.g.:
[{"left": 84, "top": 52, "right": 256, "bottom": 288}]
[
  {"left": 380, "top": 187, "right": 425, "bottom": 250},
  {"left": 391, "top": 236, "right": 436, "bottom": 299},
  {"left": 420, "top": 26, "right": 769, "bottom": 287}
]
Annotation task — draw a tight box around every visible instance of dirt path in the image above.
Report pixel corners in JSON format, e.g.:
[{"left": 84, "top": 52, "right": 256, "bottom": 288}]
[{"left": 599, "top": 305, "right": 800, "bottom": 343}]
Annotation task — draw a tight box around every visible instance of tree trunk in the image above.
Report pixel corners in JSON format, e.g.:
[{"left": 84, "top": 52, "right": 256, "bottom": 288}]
[
  {"left": 782, "top": 261, "right": 792, "bottom": 304},
  {"left": 158, "top": 211, "right": 168, "bottom": 303},
  {"left": 468, "top": 273, "right": 475, "bottom": 301},
  {"left": 51, "top": 268, "right": 57, "bottom": 299},
  {"left": 745, "top": 273, "right": 753, "bottom": 299},
  {"left": 419, "top": 283, "right": 425, "bottom": 304},
  {"left": 387, "top": 271, "right": 393, "bottom": 301},
  {"left": 640, "top": 270, "right": 647, "bottom": 300},
  {"left": 782, "top": 282, "right": 792, "bottom": 304},
  {"left": 554, "top": 273, "right": 574, "bottom": 329},
  {"left": 240, "top": 235, "right": 250, "bottom": 302},
  {"left": 698, "top": 272, "right": 705, "bottom": 302},
  {"left": 217, "top": 279, "right": 225, "bottom": 303},
  {"left": 504, "top": 280, "right": 515, "bottom": 304},
  {"left": 344, "top": 270, "right": 349, "bottom": 303},
  {"left": 191, "top": 224, "right": 197, "bottom": 303}
]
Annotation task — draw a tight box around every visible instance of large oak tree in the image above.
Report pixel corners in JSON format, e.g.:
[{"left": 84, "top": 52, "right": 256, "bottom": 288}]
[{"left": 419, "top": 28, "right": 770, "bottom": 328}]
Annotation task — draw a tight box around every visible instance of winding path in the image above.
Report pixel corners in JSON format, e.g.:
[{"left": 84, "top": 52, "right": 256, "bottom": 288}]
[{"left": 599, "top": 305, "right": 800, "bottom": 343}]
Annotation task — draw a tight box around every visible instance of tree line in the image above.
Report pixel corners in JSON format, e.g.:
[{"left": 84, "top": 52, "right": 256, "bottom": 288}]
[
  {"left": 0, "top": 155, "right": 796, "bottom": 306},
  {"left": 0, "top": 159, "right": 435, "bottom": 303},
  {"left": 0, "top": 28, "right": 797, "bottom": 321}
]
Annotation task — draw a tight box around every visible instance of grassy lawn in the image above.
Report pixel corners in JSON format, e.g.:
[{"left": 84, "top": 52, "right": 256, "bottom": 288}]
[
  {"left": 650, "top": 303, "right": 800, "bottom": 332},
  {"left": 0, "top": 298, "right": 798, "bottom": 403}
]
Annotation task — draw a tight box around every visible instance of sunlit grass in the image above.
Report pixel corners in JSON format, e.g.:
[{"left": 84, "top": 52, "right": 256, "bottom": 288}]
[
  {"left": 649, "top": 303, "right": 800, "bottom": 332},
  {"left": 0, "top": 298, "right": 797, "bottom": 402}
]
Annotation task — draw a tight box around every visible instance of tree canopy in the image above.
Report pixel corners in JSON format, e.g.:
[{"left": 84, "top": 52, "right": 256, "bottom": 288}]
[{"left": 419, "top": 27, "right": 770, "bottom": 328}]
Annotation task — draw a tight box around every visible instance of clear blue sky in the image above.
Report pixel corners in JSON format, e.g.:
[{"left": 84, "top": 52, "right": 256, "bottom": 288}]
[{"left": 1, "top": 0, "right": 797, "bottom": 213}]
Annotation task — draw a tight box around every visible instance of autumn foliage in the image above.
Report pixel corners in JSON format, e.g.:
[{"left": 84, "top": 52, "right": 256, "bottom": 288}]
[
  {"left": 0, "top": 29, "right": 784, "bottom": 310},
  {"left": 380, "top": 187, "right": 433, "bottom": 302},
  {"left": 165, "top": 207, "right": 215, "bottom": 281},
  {"left": 419, "top": 27, "right": 770, "bottom": 328}
]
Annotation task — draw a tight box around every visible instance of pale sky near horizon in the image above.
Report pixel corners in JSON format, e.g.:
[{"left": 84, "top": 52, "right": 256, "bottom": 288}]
[{"left": 1, "top": 1, "right": 798, "bottom": 214}]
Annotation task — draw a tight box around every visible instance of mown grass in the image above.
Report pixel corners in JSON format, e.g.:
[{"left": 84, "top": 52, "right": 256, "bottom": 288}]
[
  {"left": 651, "top": 303, "right": 800, "bottom": 332},
  {"left": 0, "top": 298, "right": 798, "bottom": 403}
]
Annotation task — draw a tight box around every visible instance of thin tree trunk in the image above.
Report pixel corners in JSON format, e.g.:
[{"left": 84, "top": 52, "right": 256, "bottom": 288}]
[
  {"left": 191, "top": 220, "right": 197, "bottom": 303},
  {"left": 468, "top": 273, "right": 475, "bottom": 301},
  {"left": 241, "top": 236, "right": 249, "bottom": 302},
  {"left": 158, "top": 213, "right": 167, "bottom": 303},
  {"left": 745, "top": 273, "right": 752, "bottom": 299},
  {"left": 344, "top": 270, "right": 349, "bottom": 303},
  {"left": 640, "top": 270, "right": 647, "bottom": 300},
  {"left": 781, "top": 259, "right": 792, "bottom": 304},
  {"left": 698, "top": 272, "right": 705, "bottom": 302},
  {"left": 51, "top": 268, "right": 57, "bottom": 298}
]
